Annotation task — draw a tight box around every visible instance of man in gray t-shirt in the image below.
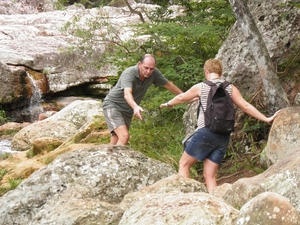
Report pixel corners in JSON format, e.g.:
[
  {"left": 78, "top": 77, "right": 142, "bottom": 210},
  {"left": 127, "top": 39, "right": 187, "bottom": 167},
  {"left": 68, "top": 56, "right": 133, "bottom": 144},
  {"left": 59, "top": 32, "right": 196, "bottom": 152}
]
[{"left": 102, "top": 54, "right": 183, "bottom": 145}]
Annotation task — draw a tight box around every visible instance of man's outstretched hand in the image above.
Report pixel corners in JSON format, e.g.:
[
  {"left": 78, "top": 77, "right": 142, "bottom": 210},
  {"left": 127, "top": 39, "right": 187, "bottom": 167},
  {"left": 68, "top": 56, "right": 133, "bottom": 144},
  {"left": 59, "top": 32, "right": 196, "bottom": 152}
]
[{"left": 133, "top": 105, "right": 144, "bottom": 120}]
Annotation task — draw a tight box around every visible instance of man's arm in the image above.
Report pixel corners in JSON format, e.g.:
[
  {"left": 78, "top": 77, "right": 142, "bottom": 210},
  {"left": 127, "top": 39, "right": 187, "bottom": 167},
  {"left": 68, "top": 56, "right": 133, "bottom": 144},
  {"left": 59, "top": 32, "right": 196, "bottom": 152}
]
[
  {"left": 124, "top": 87, "right": 144, "bottom": 120},
  {"left": 163, "top": 81, "right": 183, "bottom": 95}
]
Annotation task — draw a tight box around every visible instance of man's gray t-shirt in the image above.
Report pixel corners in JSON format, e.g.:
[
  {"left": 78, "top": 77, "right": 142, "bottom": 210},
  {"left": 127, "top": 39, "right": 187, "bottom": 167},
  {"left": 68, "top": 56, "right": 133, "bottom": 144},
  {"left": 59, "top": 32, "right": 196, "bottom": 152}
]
[{"left": 102, "top": 65, "right": 168, "bottom": 117}]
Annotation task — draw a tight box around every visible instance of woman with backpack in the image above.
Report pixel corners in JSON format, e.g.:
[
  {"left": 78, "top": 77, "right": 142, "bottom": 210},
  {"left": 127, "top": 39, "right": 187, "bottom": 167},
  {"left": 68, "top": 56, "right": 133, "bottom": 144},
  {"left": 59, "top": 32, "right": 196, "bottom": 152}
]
[{"left": 160, "top": 58, "right": 280, "bottom": 193}]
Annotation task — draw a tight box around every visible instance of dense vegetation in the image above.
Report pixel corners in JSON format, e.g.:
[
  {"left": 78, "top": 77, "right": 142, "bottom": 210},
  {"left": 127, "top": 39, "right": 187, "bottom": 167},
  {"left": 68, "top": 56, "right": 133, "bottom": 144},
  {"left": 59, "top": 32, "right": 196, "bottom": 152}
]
[{"left": 0, "top": 109, "right": 9, "bottom": 126}]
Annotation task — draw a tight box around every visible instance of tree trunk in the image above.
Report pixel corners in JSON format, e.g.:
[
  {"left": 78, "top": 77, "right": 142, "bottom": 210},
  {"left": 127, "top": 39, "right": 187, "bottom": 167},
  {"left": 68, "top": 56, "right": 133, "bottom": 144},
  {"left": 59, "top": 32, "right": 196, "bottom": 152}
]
[{"left": 228, "top": 0, "right": 290, "bottom": 114}]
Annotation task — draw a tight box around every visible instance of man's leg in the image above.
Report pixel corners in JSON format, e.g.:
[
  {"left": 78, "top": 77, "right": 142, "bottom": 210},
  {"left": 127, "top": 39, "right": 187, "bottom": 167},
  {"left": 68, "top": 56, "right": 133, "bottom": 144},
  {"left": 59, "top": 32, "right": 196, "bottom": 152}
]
[
  {"left": 110, "top": 132, "right": 118, "bottom": 145},
  {"left": 103, "top": 107, "right": 131, "bottom": 146},
  {"left": 113, "top": 125, "right": 130, "bottom": 146}
]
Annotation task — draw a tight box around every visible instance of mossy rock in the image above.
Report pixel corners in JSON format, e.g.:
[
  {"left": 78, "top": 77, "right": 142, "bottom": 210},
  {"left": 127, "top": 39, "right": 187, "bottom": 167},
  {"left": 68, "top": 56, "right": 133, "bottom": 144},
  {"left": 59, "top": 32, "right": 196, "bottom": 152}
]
[{"left": 32, "top": 138, "right": 63, "bottom": 155}]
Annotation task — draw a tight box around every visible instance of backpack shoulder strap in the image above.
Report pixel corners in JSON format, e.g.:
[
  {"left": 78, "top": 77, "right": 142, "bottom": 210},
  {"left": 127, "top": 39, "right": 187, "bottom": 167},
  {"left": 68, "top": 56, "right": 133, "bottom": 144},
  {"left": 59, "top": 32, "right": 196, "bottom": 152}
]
[
  {"left": 221, "top": 81, "right": 231, "bottom": 88},
  {"left": 204, "top": 80, "right": 215, "bottom": 86},
  {"left": 197, "top": 81, "right": 210, "bottom": 121}
]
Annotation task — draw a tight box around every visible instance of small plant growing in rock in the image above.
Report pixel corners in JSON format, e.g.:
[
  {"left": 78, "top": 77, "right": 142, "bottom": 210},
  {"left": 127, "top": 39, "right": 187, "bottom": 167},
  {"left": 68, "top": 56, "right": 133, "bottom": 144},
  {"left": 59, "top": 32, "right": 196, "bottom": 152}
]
[
  {"left": 7, "top": 178, "right": 23, "bottom": 190},
  {"left": 0, "top": 153, "right": 10, "bottom": 161},
  {"left": 0, "top": 186, "right": 9, "bottom": 197},
  {"left": 0, "top": 109, "right": 9, "bottom": 125},
  {"left": 26, "top": 149, "right": 35, "bottom": 158},
  {"left": 0, "top": 168, "right": 8, "bottom": 181},
  {"left": 43, "top": 156, "right": 55, "bottom": 165}
]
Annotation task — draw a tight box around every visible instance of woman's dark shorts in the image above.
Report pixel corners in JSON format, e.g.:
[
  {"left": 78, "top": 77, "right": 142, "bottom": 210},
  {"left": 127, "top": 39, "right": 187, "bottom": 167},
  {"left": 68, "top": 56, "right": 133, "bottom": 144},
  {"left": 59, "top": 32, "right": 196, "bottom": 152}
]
[{"left": 185, "top": 127, "right": 230, "bottom": 164}]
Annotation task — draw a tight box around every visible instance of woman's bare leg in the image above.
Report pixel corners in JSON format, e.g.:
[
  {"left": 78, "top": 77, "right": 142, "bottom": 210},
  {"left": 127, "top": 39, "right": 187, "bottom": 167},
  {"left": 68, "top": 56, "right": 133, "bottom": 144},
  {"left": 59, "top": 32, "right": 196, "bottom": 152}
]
[
  {"left": 178, "top": 152, "right": 198, "bottom": 178},
  {"left": 203, "top": 159, "right": 219, "bottom": 193}
]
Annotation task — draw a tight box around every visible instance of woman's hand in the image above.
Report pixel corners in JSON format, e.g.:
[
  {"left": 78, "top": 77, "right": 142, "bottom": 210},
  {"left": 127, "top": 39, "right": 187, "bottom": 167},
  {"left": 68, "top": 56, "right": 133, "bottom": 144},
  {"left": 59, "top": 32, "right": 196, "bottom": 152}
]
[
  {"left": 160, "top": 102, "right": 173, "bottom": 108},
  {"left": 266, "top": 110, "right": 281, "bottom": 123}
]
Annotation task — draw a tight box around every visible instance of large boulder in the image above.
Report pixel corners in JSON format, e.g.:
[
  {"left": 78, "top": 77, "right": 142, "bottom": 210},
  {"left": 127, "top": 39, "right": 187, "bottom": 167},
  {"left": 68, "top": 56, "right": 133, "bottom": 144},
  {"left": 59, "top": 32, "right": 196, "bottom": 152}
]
[
  {"left": 120, "top": 174, "right": 207, "bottom": 210},
  {"left": 223, "top": 148, "right": 300, "bottom": 214},
  {"left": 120, "top": 192, "right": 239, "bottom": 225},
  {"left": 119, "top": 175, "right": 238, "bottom": 224},
  {"left": 11, "top": 99, "right": 102, "bottom": 151},
  {"left": 11, "top": 120, "right": 77, "bottom": 151},
  {"left": 236, "top": 192, "right": 300, "bottom": 225},
  {"left": 0, "top": 145, "right": 177, "bottom": 225},
  {"left": 217, "top": 0, "right": 300, "bottom": 98},
  {"left": 0, "top": 62, "right": 31, "bottom": 106},
  {"left": 261, "top": 107, "right": 300, "bottom": 166}
]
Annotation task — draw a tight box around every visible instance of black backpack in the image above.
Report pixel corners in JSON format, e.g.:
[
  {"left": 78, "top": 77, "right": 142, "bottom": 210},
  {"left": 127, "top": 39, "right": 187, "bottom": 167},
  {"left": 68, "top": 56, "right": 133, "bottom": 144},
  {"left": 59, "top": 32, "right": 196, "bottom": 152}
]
[{"left": 199, "top": 80, "right": 235, "bottom": 134}]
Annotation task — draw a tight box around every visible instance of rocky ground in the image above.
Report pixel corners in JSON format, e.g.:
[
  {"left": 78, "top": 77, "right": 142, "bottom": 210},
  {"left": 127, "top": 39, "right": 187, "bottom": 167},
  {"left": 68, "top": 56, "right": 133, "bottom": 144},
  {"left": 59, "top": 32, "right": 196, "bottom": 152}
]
[
  {"left": 0, "top": 133, "right": 100, "bottom": 195},
  {"left": 0, "top": 126, "right": 264, "bottom": 196}
]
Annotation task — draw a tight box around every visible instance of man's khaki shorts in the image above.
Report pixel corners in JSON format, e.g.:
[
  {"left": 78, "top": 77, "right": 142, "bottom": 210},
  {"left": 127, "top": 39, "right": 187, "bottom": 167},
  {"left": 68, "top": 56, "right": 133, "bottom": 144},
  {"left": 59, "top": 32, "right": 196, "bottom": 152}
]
[{"left": 103, "top": 107, "right": 132, "bottom": 134}]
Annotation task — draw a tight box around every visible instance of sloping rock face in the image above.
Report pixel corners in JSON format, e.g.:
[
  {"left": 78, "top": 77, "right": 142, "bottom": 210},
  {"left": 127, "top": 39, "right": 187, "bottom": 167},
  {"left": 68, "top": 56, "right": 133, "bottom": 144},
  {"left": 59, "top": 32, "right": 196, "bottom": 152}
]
[
  {"left": 0, "top": 0, "right": 56, "bottom": 15},
  {"left": 0, "top": 8, "right": 110, "bottom": 103},
  {"left": 217, "top": 0, "right": 300, "bottom": 98},
  {"left": 0, "top": 2, "right": 140, "bottom": 110},
  {"left": 0, "top": 145, "right": 177, "bottom": 225},
  {"left": 223, "top": 148, "right": 300, "bottom": 214}
]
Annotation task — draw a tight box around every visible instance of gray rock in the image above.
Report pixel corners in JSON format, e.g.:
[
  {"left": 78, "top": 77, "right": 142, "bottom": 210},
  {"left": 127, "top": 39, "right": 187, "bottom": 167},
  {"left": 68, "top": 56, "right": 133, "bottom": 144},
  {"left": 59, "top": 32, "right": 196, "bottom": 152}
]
[
  {"left": 11, "top": 99, "right": 102, "bottom": 151},
  {"left": 120, "top": 174, "right": 207, "bottom": 210},
  {"left": 11, "top": 120, "right": 77, "bottom": 151},
  {"left": 237, "top": 192, "right": 300, "bottom": 225},
  {"left": 223, "top": 149, "right": 300, "bottom": 213},
  {"left": 217, "top": 0, "right": 300, "bottom": 96},
  {"left": 0, "top": 145, "right": 176, "bottom": 225},
  {"left": 119, "top": 192, "right": 239, "bottom": 225},
  {"left": 261, "top": 107, "right": 300, "bottom": 166}
]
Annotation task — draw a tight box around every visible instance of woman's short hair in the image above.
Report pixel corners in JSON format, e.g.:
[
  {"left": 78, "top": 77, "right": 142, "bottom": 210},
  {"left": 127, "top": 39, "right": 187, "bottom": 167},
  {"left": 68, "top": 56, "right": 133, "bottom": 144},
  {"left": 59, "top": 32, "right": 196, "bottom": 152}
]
[{"left": 204, "top": 59, "right": 222, "bottom": 75}]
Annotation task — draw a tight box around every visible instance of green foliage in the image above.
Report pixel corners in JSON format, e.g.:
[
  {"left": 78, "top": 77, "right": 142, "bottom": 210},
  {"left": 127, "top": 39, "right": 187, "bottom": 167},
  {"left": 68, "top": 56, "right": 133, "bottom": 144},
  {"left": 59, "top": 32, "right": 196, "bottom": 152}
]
[
  {"left": 277, "top": 46, "right": 300, "bottom": 81},
  {"left": 26, "top": 149, "right": 35, "bottom": 158},
  {"left": 7, "top": 177, "right": 23, "bottom": 190},
  {"left": 156, "top": 55, "right": 205, "bottom": 91},
  {"left": 242, "top": 111, "right": 271, "bottom": 148},
  {"left": 243, "top": 117, "right": 269, "bottom": 136},
  {"left": 128, "top": 86, "right": 198, "bottom": 177},
  {"left": 53, "top": 0, "right": 68, "bottom": 10},
  {"left": 129, "top": 87, "right": 186, "bottom": 170},
  {"left": 0, "top": 186, "right": 9, "bottom": 197},
  {"left": 43, "top": 156, "right": 55, "bottom": 165},
  {"left": 0, "top": 109, "right": 9, "bottom": 126},
  {"left": 0, "top": 153, "right": 10, "bottom": 161},
  {"left": 0, "top": 168, "right": 8, "bottom": 181},
  {"left": 54, "top": 0, "right": 111, "bottom": 9},
  {"left": 129, "top": 0, "right": 234, "bottom": 89}
]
